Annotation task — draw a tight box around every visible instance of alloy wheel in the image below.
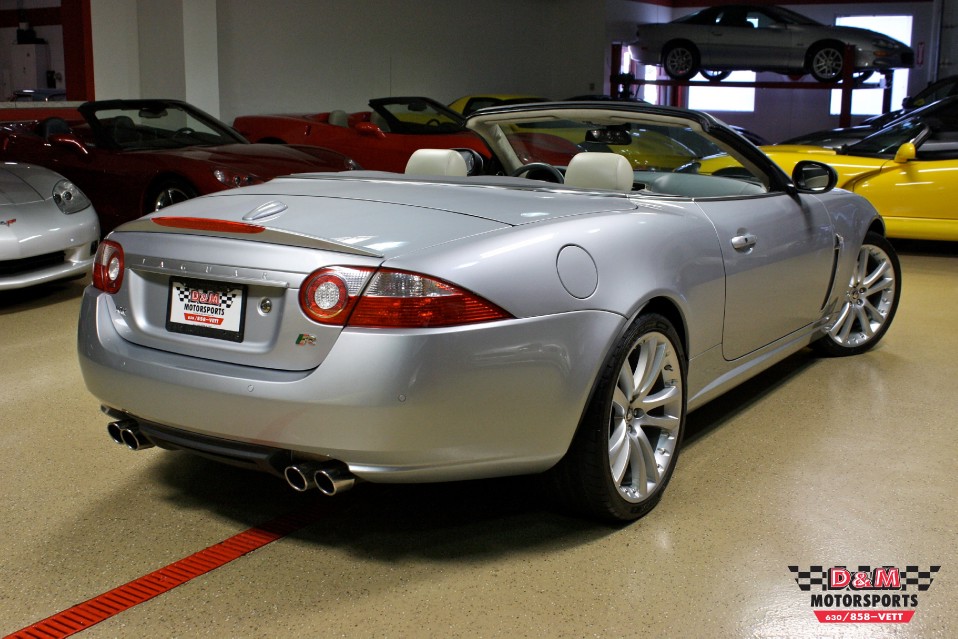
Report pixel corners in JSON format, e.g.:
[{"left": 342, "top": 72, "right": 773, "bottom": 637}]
[{"left": 608, "top": 330, "right": 684, "bottom": 503}]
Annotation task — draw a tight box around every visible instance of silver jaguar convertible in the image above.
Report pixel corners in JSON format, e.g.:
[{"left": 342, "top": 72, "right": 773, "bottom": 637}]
[{"left": 78, "top": 102, "right": 900, "bottom": 521}]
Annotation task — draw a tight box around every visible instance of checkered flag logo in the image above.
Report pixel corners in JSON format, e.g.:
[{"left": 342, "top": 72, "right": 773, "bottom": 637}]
[
  {"left": 175, "top": 285, "right": 236, "bottom": 308},
  {"left": 789, "top": 565, "right": 829, "bottom": 591},
  {"left": 788, "top": 565, "right": 941, "bottom": 592},
  {"left": 899, "top": 566, "right": 941, "bottom": 591}
]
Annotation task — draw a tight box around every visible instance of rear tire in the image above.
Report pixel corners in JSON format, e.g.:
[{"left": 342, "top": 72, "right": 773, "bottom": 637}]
[
  {"left": 662, "top": 43, "right": 699, "bottom": 81},
  {"left": 551, "top": 313, "right": 687, "bottom": 522},
  {"left": 700, "top": 69, "right": 731, "bottom": 82}
]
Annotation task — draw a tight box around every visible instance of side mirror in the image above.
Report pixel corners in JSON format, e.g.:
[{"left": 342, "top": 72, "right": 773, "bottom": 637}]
[
  {"left": 355, "top": 122, "right": 386, "bottom": 139},
  {"left": 893, "top": 142, "right": 916, "bottom": 163},
  {"left": 48, "top": 133, "right": 90, "bottom": 157},
  {"left": 791, "top": 160, "right": 837, "bottom": 193}
]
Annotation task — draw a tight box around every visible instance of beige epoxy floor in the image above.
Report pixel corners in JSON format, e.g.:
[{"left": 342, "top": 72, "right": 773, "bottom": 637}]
[{"left": 0, "top": 241, "right": 955, "bottom": 638}]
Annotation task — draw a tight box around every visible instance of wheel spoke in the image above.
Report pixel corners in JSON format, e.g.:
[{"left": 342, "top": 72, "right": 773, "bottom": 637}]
[
  {"left": 862, "top": 298, "right": 886, "bottom": 325},
  {"left": 638, "top": 430, "right": 662, "bottom": 487},
  {"left": 640, "top": 384, "right": 679, "bottom": 414},
  {"left": 835, "top": 304, "right": 857, "bottom": 342},
  {"left": 629, "top": 429, "right": 657, "bottom": 499},
  {"left": 609, "top": 419, "right": 630, "bottom": 485},
  {"left": 636, "top": 339, "right": 665, "bottom": 398},
  {"left": 865, "top": 277, "right": 893, "bottom": 299},
  {"left": 854, "top": 305, "right": 874, "bottom": 338},
  {"left": 615, "top": 362, "right": 635, "bottom": 410},
  {"left": 827, "top": 302, "right": 852, "bottom": 338},
  {"left": 639, "top": 412, "right": 680, "bottom": 432},
  {"left": 856, "top": 247, "right": 870, "bottom": 282},
  {"left": 863, "top": 258, "right": 889, "bottom": 289}
]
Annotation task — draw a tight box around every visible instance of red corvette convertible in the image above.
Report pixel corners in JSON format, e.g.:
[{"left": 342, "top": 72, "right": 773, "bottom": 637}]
[
  {"left": 233, "top": 97, "right": 495, "bottom": 173},
  {"left": 0, "top": 99, "right": 357, "bottom": 232}
]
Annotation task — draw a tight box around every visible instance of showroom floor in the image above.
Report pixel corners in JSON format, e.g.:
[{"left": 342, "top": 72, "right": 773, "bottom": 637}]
[{"left": 1, "top": 240, "right": 954, "bottom": 638}]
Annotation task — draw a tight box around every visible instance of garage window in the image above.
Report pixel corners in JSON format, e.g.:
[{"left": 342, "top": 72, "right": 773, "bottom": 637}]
[
  {"left": 687, "top": 71, "right": 756, "bottom": 112},
  {"left": 829, "top": 15, "right": 912, "bottom": 116}
]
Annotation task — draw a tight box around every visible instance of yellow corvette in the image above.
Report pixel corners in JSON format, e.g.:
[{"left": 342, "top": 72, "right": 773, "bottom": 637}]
[{"left": 762, "top": 97, "right": 958, "bottom": 241}]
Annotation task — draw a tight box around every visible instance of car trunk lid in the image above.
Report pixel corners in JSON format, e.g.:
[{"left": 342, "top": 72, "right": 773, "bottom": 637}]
[{"left": 106, "top": 175, "right": 634, "bottom": 371}]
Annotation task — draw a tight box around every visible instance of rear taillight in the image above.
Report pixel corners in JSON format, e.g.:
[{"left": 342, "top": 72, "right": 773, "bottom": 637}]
[
  {"left": 299, "top": 266, "right": 374, "bottom": 324},
  {"left": 299, "top": 267, "right": 512, "bottom": 328},
  {"left": 93, "top": 240, "right": 124, "bottom": 294}
]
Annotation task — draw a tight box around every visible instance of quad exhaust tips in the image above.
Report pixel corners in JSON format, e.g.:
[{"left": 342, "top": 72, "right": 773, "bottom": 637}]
[
  {"left": 284, "top": 461, "right": 356, "bottom": 496},
  {"left": 104, "top": 418, "right": 355, "bottom": 495},
  {"left": 107, "top": 419, "right": 155, "bottom": 451}
]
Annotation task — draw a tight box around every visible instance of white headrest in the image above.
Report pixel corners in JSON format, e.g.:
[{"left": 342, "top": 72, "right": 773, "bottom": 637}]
[
  {"left": 405, "top": 149, "right": 468, "bottom": 177},
  {"left": 327, "top": 110, "right": 349, "bottom": 127},
  {"left": 563, "top": 153, "right": 633, "bottom": 191}
]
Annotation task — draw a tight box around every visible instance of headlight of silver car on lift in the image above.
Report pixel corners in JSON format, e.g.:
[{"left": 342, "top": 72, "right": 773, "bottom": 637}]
[
  {"left": 53, "top": 179, "right": 92, "bottom": 214},
  {"left": 872, "top": 37, "right": 902, "bottom": 51}
]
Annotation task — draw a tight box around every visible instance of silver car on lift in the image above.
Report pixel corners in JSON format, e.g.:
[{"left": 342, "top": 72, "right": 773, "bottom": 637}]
[
  {"left": 78, "top": 101, "right": 900, "bottom": 522},
  {"left": 631, "top": 4, "right": 913, "bottom": 83}
]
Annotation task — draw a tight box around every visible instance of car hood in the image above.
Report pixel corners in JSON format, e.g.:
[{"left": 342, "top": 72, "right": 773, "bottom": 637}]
[
  {"left": 137, "top": 143, "right": 347, "bottom": 176},
  {"left": 0, "top": 166, "right": 45, "bottom": 205},
  {"left": 763, "top": 146, "right": 888, "bottom": 186},
  {"left": 815, "top": 26, "right": 907, "bottom": 49},
  {"left": 124, "top": 172, "right": 638, "bottom": 259}
]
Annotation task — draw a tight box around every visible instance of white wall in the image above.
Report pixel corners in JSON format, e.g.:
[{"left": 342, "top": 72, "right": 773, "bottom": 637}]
[
  {"left": 84, "top": 0, "right": 942, "bottom": 143},
  {"left": 135, "top": 0, "right": 219, "bottom": 115},
  {"left": 91, "top": 0, "right": 141, "bottom": 100},
  {"left": 137, "top": 0, "right": 186, "bottom": 99},
  {"left": 214, "top": 0, "right": 608, "bottom": 121}
]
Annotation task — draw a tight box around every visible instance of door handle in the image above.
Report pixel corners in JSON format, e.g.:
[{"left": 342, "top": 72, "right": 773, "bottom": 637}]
[{"left": 731, "top": 233, "right": 757, "bottom": 250}]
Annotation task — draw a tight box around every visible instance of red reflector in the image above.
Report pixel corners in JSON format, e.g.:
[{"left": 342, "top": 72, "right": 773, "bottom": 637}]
[
  {"left": 151, "top": 217, "right": 265, "bottom": 233},
  {"left": 349, "top": 293, "right": 510, "bottom": 328}
]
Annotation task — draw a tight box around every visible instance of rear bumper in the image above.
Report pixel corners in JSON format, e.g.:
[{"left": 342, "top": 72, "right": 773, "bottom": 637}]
[{"left": 79, "top": 287, "right": 623, "bottom": 483}]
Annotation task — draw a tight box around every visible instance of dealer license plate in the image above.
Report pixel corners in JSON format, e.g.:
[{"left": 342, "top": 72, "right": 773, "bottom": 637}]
[{"left": 166, "top": 278, "right": 247, "bottom": 342}]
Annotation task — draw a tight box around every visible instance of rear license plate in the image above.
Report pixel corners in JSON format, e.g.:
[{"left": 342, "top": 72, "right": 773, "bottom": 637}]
[{"left": 166, "top": 278, "right": 247, "bottom": 342}]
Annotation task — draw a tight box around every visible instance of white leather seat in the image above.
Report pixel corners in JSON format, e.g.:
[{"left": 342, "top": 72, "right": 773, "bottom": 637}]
[
  {"left": 405, "top": 149, "right": 468, "bottom": 177},
  {"left": 327, "top": 110, "right": 349, "bottom": 127},
  {"left": 563, "top": 153, "right": 633, "bottom": 191}
]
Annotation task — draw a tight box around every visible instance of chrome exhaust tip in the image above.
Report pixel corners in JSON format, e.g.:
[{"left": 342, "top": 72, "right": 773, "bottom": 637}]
[
  {"left": 106, "top": 420, "right": 154, "bottom": 451},
  {"left": 314, "top": 462, "right": 356, "bottom": 496},
  {"left": 284, "top": 463, "right": 319, "bottom": 492},
  {"left": 106, "top": 420, "right": 131, "bottom": 445},
  {"left": 284, "top": 461, "right": 357, "bottom": 495}
]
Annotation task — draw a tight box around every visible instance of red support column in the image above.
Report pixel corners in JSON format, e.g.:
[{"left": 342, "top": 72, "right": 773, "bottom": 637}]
[{"left": 61, "top": 0, "right": 95, "bottom": 101}]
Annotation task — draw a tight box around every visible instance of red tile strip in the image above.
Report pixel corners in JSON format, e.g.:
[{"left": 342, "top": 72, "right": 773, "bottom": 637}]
[{"left": 4, "top": 510, "right": 318, "bottom": 638}]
